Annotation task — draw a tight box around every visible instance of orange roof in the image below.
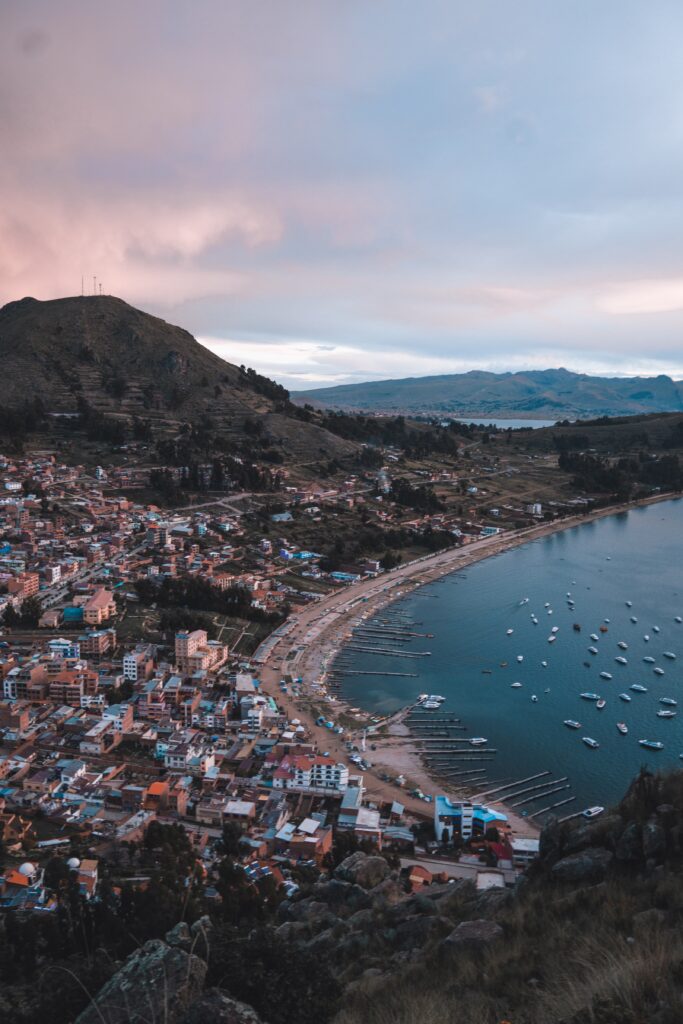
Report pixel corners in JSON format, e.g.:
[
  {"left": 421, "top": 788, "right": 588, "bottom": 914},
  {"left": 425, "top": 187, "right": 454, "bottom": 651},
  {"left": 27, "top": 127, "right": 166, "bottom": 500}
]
[
  {"left": 148, "top": 781, "right": 168, "bottom": 795},
  {"left": 4, "top": 870, "right": 29, "bottom": 887}
]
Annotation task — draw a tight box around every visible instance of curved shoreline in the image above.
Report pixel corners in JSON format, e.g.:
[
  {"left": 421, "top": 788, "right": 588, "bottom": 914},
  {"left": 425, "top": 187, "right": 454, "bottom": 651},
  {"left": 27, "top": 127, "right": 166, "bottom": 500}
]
[{"left": 255, "top": 491, "right": 679, "bottom": 835}]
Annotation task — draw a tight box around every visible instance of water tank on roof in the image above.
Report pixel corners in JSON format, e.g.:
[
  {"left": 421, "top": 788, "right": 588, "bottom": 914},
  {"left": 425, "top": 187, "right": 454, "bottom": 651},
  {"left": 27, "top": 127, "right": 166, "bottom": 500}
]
[
  {"left": 18, "top": 862, "right": 36, "bottom": 877},
  {"left": 67, "top": 857, "right": 81, "bottom": 870}
]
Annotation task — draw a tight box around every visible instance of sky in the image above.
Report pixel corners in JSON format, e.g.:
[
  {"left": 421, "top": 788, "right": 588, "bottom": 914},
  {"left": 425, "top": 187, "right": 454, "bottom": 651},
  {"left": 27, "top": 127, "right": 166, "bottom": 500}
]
[{"left": 3, "top": 1, "right": 683, "bottom": 390}]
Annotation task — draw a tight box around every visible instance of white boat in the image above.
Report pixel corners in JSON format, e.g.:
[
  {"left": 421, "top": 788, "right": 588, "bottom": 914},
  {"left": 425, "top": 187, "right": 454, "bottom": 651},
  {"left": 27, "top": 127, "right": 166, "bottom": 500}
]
[
  {"left": 564, "top": 719, "right": 581, "bottom": 729},
  {"left": 588, "top": 646, "right": 599, "bottom": 655},
  {"left": 600, "top": 671, "right": 613, "bottom": 680},
  {"left": 428, "top": 695, "right": 445, "bottom": 702},
  {"left": 639, "top": 739, "right": 664, "bottom": 750},
  {"left": 547, "top": 635, "right": 556, "bottom": 643},
  {"left": 596, "top": 699, "right": 607, "bottom": 710},
  {"left": 626, "top": 601, "right": 632, "bottom": 608},
  {"left": 590, "top": 634, "right": 599, "bottom": 642},
  {"left": 617, "top": 641, "right": 628, "bottom": 650},
  {"left": 644, "top": 635, "right": 650, "bottom": 642},
  {"left": 422, "top": 701, "right": 441, "bottom": 709},
  {"left": 531, "top": 695, "right": 538, "bottom": 702},
  {"left": 544, "top": 602, "right": 550, "bottom": 608},
  {"left": 551, "top": 626, "right": 559, "bottom": 633},
  {"left": 643, "top": 656, "right": 656, "bottom": 664},
  {"left": 660, "top": 697, "right": 677, "bottom": 706},
  {"left": 547, "top": 609, "right": 553, "bottom": 615},
  {"left": 630, "top": 684, "right": 648, "bottom": 693},
  {"left": 506, "top": 628, "right": 514, "bottom": 635},
  {"left": 517, "top": 655, "right": 524, "bottom": 662},
  {"left": 617, "top": 722, "right": 628, "bottom": 735},
  {"left": 582, "top": 737, "right": 600, "bottom": 749},
  {"left": 511, "top": 681, "right": 523, "bottom": 688},
  {"left": 520, "top": 597, "right": 529, "bottom": 605},
  {"left": 615, "top": 656, "right": 628, "bottom": 665},
  {"left": 541, "top": 660, "right": 548, "bottom": 667},
  {"left": 580, "top": 692, "right": 601, "bottom": 701},
  {"left": 630, "top": 616, "right": 638, "bottom": 624},
  {"left": 663, "top": 652, "right": 676, "bottom": 660},
  {"left": 583, "top": 805, "right": 605, "bottom": 817},
  {"left": 469, "top": 737, "right": 487, "bottom": 746},
  {"left": 653, "top": 667, "right": 665, "bottom": 676},
  {"left": 417, "top": 694, "right": 428, "bottom": 701},
  {"left": 619, "top": 693, "right": 632, "bottom": 702},
  {"left": 653, "top": 626, "right": 660, "bottom": 633},
  {"left": 657, "top": 710, "right": 676, "bottom": 718},
  {"left": 675, "top": 616, "right": 682, "bottom": 624}
]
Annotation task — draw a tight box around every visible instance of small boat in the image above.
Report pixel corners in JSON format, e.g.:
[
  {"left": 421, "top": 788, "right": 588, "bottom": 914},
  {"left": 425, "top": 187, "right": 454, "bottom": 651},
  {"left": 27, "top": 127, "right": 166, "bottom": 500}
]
[
  {"left": 600, "top": 671, "right": 613, "bottom": 680},
  {"left": 417, "top": 694, "right": 428, "bottom": 701},
  {"left": 643, "top": 656, "right": 656, "bottom": 664},
  {"left": 573, "top": 623, "right": 581, "bottom": 631},
  {"left": 675, "top": 616, "right": 682, "bottom": 624},
  {"left": 544, "top": 602, "right": 550, "bottom": 608},
  {"left": 653, "top": 667, "right": 665, "bottom": 676},
  {"left": 600, "top": 625, "right": 609, "bottom": 633},
  {"left": 630, "top": 684, "right": 648, "bottom": 693},
  {"left": 596, "top": 699, "right": 607, "bottom": 710},
  {"left": 547, "top": 635, "right": 556, "bottom": 643},
  {"left": 428, "top": 695, "right": 446, "bottom": 702},
  {"left": 547, "top": 609, "right": 553, "bottom": 615},
  {"left": 617, "top": 641, "right": 628, "bottom": 650},
  {"left": 500, "top": 661, "right": 508, "bottom": 667},
  {"left": 653, "top": 626, "right": 660, "bottom": 633},
  {"left": 469, "top": 737, "right": 487, "bottom": 746},
  {"left": 582, "top": 737, "right": 600, "bottom": 749},
  {"left": 580, "top": 692, "right": 601, "bottom": 701},
  {"left": 564, "top": 719, "right": 582, "bottom": 729},
  {"left": 511, "top": 681, "right": 523, "bottom": 687},
  {"left": 583, "top": 805, "right": 605, "bottom": 817},
  {"left": 663, "top": 652, "right": 677, "bottom": 660},
  {"left": 482, "top": 669, "right": 493, "bottom": 675},
  {"left": 422, "top": 701, "right": 441, "bottom": 709},
  {"left": 590, "top": 634, "right": 600, "bottom": 642},
  {"left": 644, "top": 635, "right": 650, "bottom": 642},
  {"left": 604, "top": 618, "right": 611, "bottom": 623},
  {"left": 639, "top": 739, "right": 664, "bottom": 750},
  {"left": 506, "top": 628, "right": 514, "bottom": 635},
  {"left": 519, "top": 597, "right": 529, "bottom": 605},
  {"left": 583, "top": 661, "right": 591, "bottom": 668},
  {"left": 531, "top": 695, "right": 538, "bottom": 702},
  {"left": 626, "top": 601, "right": 633, "bottom": 608},
  {"left": 615, "top": 656, "right": 628, "bottom": 665},
  {"left": 588, "top": 646, "right": 599, "bottom": 655},
  {"left": 630, "top": 616, "right": 638, "bottom": 624},
  {"left": 617, "top": 722, "right": 628, "bottom": 735},
  {"left": 660, "top": 697, "right": 677, "bottom": 706},
  {"left": 551, "top": 626, "right": 559, "bottom": 633},
  {"left": 619, "top": 693, "right": 632, "bottom": 702},
  {"left": 657, "top": 710, "right": 676, "bottom": 718},
  {"left": 544, "top": 687, "right": 550, "bottom": 693},
  {"left": 567, "top": 592, "right": 571, "bottom": 597},
  {"left": 517, "top": 655, "right": 524, "bottom": 662},
  {"left": 541, "top": 660, "right": 548, "bottom": 667}
]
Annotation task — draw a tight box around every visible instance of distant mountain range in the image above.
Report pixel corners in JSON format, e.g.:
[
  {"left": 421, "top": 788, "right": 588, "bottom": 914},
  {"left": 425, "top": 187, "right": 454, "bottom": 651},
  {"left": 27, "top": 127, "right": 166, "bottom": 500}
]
[
  {"left": 293, "top": 368, "right": 683, "bottom": 420},
  {"left": 0, "top": 295, "right": 353, "bottom": 460}
]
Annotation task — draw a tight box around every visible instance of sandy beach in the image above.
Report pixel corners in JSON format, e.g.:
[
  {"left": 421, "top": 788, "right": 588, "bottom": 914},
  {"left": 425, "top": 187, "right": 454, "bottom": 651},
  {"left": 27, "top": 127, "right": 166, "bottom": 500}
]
[{"left": 255, "top": 491, "right": 678, "bottom": 837}]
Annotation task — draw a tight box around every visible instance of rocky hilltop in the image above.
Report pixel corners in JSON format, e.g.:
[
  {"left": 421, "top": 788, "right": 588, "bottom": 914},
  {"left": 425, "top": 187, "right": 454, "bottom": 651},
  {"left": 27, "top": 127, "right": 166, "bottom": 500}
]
[{"left": 0, "top": 295, "right": 353, "bottom": 462}]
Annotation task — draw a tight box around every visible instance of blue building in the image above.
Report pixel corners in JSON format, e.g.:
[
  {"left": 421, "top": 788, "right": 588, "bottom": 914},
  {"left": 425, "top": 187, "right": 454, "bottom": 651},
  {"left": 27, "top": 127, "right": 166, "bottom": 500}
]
[{"left": 434, "top": 796, "right": 507, "bottom": 842}]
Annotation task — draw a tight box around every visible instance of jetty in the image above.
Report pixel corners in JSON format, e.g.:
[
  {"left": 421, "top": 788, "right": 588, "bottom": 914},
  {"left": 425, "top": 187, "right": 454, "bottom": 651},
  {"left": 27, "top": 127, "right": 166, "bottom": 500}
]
[
  {"left": 345, "top": 645, "right": 431, "bottom": 658},
  {"left": 473, "top": 771, "right": 550, "bottom": 800},
  {"left": 530, "top": 796, "right": 576, "bottom": 818}
]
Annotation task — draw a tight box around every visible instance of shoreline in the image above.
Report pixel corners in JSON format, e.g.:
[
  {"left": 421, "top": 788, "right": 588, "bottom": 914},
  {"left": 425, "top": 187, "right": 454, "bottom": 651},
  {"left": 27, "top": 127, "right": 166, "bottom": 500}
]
[{"left": 255, "top": 491, "right": 679, "bottom": 837}]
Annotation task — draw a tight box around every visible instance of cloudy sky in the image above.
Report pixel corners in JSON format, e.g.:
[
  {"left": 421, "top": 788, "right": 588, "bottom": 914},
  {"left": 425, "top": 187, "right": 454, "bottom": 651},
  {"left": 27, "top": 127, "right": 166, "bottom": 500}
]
[{"left": 3, "top": 1, "right": 683, "bottom": 389}]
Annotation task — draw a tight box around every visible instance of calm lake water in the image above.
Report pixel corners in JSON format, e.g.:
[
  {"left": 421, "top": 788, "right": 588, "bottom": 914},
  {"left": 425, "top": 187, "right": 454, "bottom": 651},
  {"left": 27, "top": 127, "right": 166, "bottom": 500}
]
[{"left": 338, "top": 498, "right": 683, "bottom": 811}]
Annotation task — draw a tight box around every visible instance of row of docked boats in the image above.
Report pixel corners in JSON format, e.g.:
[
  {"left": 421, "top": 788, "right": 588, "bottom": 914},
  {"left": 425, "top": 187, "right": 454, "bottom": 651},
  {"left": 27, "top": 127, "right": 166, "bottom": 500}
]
[{"left": 578, "top": 734, "right": 665, "bottom": 751}]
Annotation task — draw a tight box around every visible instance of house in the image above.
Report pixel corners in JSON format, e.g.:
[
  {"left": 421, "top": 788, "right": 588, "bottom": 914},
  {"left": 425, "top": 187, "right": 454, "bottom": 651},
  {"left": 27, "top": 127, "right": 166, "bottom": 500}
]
[{"left": 434, "top": 797, "right": 507, "bottom": 842}]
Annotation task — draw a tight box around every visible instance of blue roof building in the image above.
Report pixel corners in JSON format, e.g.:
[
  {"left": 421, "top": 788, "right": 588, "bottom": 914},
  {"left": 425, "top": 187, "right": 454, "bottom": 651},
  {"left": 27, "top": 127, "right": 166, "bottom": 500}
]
[{"left": 434, "top": 796, "right": 507, "bottom": 842}]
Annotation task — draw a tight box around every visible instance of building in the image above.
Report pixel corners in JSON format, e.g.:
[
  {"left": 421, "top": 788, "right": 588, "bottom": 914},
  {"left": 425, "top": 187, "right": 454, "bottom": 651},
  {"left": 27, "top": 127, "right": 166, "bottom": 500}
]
[
  {"left": 272, "top": 754, "right": 349, "bottom": 794},
  {"left": 433, "top": 797, "right": 508, "bottom": 842},
  {"left": 175, "top": 630, "right": 227, "bottom": 675},
  {"left": 123, "top": 643, "right": 156, "bottom": 682},
  {"left": 82, "top": 588, "right": 116, "bottom": 625}
]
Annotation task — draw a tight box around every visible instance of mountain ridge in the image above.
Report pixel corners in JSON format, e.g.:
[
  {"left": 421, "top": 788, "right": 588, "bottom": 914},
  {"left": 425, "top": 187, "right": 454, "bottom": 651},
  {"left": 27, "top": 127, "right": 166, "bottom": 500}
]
[{"left": 294, "top": 367, "right": 683, "bottom": 420}]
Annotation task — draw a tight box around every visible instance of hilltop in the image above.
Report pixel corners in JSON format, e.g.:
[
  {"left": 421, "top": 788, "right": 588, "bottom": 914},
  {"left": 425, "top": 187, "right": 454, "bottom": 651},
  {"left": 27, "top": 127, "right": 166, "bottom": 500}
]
[
  {"left": 0, "top": 295, "right": 353, "bottom": 463},
  {"left": 294, "top": 367, "right": 683, "bottom": 420}
]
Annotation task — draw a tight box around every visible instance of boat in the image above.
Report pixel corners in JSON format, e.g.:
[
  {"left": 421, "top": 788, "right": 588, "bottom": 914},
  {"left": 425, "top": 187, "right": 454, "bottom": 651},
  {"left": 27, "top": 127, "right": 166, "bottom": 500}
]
[
  {"left": 506, "top": 629, "right": 514, "bottom": 635},
  {"left": 663, "top": 651, "right": 677, "bottom": 660},
  {"left": 469, "top": 737, "right": 487, "bottom": 746},
  {"left": 588, "top": 646, "right": 599, "bottom": 655},
  {"left": 653, "top": 667, "right": 665, "bottom": 676},
  {"left": 511, "top": 681, "right": 523, "bottom": 688},
  {"left": 644, "top": 635, "right": 650, "bottom": 642},
  {"left": 544, "top": 602, "right": 550, "bottom": 608},
  {"left": 541, "top": 660, "right": 548, "bottom": 667},
  {"left": 630, "top": 616, "right": 638, "bottom": 624},
  {"left": 417, "top": 694, "right": 428, "bottom": 702},
  {"left": 596, "top": 699, "right": 607, "bottom": 710},
  {"left": 600, "top": 625, "right": 609, "bottom": 633},
  {"left": 590, "top": 634, "right": 599, "bottom": 642},
  {"left": 582, "top": 737, "right": 600, "bottom": 749},
  {"left": 657, "top": 710, "right": 676, "bottom": 718},
  {"left": 564, "top": 720, "right": 582, "bottom": 729},
  {"left": 643, "top": 656, "right": 656, "bottom": 664},
  {"left": 630, "top": 684, "right": 648, "bottom": 693},
  {"left": 583, "top": 661, "right": 591, "bottom": 667},
  {"left": 427, "top": 695, "right": 445, "bottom": 702},
  {"left": 675, "top": 616, "right": 682, "bottom": 624},
  {"left": 617, "top": 722, "right": 628, "bottom": 735},
  {"left": 517, "top": 655, "right": 524, "bottom": 662},
  {"left": 653, "top": 626, "right": 660, "bottom": 633},
  {"left": 639, "top": 739, "right": 664, "bottom": 750},
  {"left": 660, "top": 697, "right": 677, "bottom": 706},
  {"left": 580, "top": 692, "right": 601, "bottom": 701},
  {"left": 551, "top": 626, "right": 559, "bottom": 633},
  {"left": 519, "top": 598, "right": 529, "bottom": 605},
  {"left": 615, "top": 656, "right": 628, "bottom": 665},
  {"left": 531, "top": 695, "right": 538, "bottom": 702},
  {"left": 617, "top": 641, "right": 628, "bottom": 650},
  {"left": 573, "top": 623, "right": 581, "bottom": 631},
  {"left": 422, "top": 701, "right": 441, "bottom": 709},
  {"left": 547, "top": 635, "right": 556, "bottom": 643},
  {"left": 619, "top": 693, "right": 632, "bottom": 702},
  {"left": 600, "top": 671, "right": 613, "bottom": 680},
  {"left": 626, "top": 601, "right": 633, "bottom": 608},
  {"left": 583, "top": 805, "right": 605, "bottom": 817},
  {"left": 604, "top": 618, "right": 611, "bottom": 623},
  {"left": 531, "top": 615, "right": 538, "bottom": 623}
]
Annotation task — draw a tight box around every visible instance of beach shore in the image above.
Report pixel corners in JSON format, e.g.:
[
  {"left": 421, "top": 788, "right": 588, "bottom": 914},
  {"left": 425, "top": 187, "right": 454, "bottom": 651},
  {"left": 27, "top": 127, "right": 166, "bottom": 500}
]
[{"left": 255, "top": 491, "right": 678, "bottom": 837}]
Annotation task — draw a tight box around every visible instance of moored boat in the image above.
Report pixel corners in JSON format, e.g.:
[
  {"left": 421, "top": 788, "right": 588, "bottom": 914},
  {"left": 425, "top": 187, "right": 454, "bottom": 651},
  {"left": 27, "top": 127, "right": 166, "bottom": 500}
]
[
  {"left": 580, "top": 692, "right": 601, "bottom": 701},
  {"left": 596, "top": 699, "right": 607, "bottom": 710},
  {"left": 615, "top": 656, "right": 628, "bottom": 665},
  {"left": 617, "top": 722, "right": 628, "bottom": 734},
  {"left": 660, "top": 697, "right": 677, "bottom": 706},
  {"left": 657, "top": 710, "right": 676, "bottom": 718},
  {"left": 564, "top": 719, "right": 581, "bottom": 729},
  {"left": 619, "top": 693, "right": 632, "bottom": 702},
  {"left": 600, "top": 671, "right": 613, "bottom": 680},
  {"left": 583, "top": 805, "right": 605, "bottom": 817},
  {"left": 639, "top": 739, "right": 664, "bottom": 750},
  {"left": 630, "top": 684, "right": 648, "bottom": 693},
  {"left": 582, "top": 737, "right": 600, "bottom": 749}
]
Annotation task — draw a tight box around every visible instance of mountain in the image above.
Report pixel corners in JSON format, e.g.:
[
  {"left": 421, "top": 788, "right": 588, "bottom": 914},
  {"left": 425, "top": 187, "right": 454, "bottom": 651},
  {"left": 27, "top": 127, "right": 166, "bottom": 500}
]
[
  {"left": 294, "top": 367, "right": 683, "bottom": 420},
  {"left": 0, "top": 295, "right": 353, "bottom": 461}
]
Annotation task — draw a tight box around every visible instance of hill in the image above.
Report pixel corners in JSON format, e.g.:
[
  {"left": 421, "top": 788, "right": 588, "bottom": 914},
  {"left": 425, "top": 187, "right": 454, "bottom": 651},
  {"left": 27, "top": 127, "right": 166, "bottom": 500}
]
[
  {"left": 294, "top": 367, "right": 683, "bottom": 420},
  {"left": 0, "top": 295, "right": 354, "bottom": 463}
]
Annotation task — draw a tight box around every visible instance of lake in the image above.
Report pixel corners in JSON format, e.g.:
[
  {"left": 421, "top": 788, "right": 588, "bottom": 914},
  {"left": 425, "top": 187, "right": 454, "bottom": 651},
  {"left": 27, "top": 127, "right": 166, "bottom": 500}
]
[{"left": 337, "top": 498, "right": 683, "bottom": 811}]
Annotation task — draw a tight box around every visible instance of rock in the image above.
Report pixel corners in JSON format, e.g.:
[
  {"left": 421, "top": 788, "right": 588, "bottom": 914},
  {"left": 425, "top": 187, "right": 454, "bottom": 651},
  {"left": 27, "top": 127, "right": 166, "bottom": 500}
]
[
  {"left": 632, "top": 908, "right": 666, "bottom": 936},
  {"left": 334, "top": 852, "right": 391, "bottom": 889},
  {"left": 615, "top": 822, "right": 641, "bottom": 862},
  {"left": 443, "top": 919, "right": 504, "bottom": 948},
  {"left": 274, "top": 920, "right": 311, "bottom": 942},
  {"left": 190, "top": 915, "right": 213, "bottom": 938},
  {"left": 393, "top": 915, "right": 453, "bottom": 950},
  {"left": 642, "top": 818, "right": 666, "bottom": 860},
  {"left": 181, "top": 988, "right": 266, "bottom": 1024},
  {"left": 312, "top": 879, "right": 370, "bottom": 913},
  {"left": 539, "top": 818, "right": 563, "bottom": 861},
  {"left": 288, "top": 899, "right": 330, "bottom": 923},
  {"left": 475, "top": 888, "right": 510, "bottom": 914},
  {"left": 165, "top": 921, "right": 192, "bottom": 951},
  {"left": 551, "top": 847, "right": 613, "bottom": 883},
  {"left": 367, "top": 877, "right": 405, "bottom": 908},
  {"left": 190, "top": 915, "right": 213, "bottom": 958},
  {"left": 76, "top": 939, "right": 207, "bottom": 1024},
  {"left": 347, "top": 908, "right": 376, "bottom": 930}
]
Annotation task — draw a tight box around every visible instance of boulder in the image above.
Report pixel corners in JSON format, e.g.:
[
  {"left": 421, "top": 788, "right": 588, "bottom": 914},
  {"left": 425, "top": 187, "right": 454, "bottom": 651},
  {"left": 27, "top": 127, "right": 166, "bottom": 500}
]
[
  {"left": 312, "top": 879, "right": 371, "bottom": 913},
  {"left": 165, "top": 921, "right": 192, "bottom": 951},
  {"left": 393, "top": 915, "right": 453, "bottom": 951},
  {"left": 615, "top": 822, "right": 641, "bottom": 862},
  {"left": 367, "top": 877, "right": 405, "bottom": 908},
  {"left": 334, "top": 852, "right": 391, "bottom": 889},
  {"left": 632, "top": 908, "right": 666, "bottom": 936},
  {"left": 642, "top": 818, "right": 666, "bottom": 860},
  {"left": 182, "top": 988, "right": 266, "bottom": 1024},
  {"left": 442, "top": 919, "right": 504, "bottom": 949},
  {"left": 76, "top": 939, "right": 207, "bottom": 1024},
  {"left": 274, "top": 920, "right": 311, "bottom": 942},
  {"left": 551, "top": 847, "right": 613, "bottom": 883}
]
